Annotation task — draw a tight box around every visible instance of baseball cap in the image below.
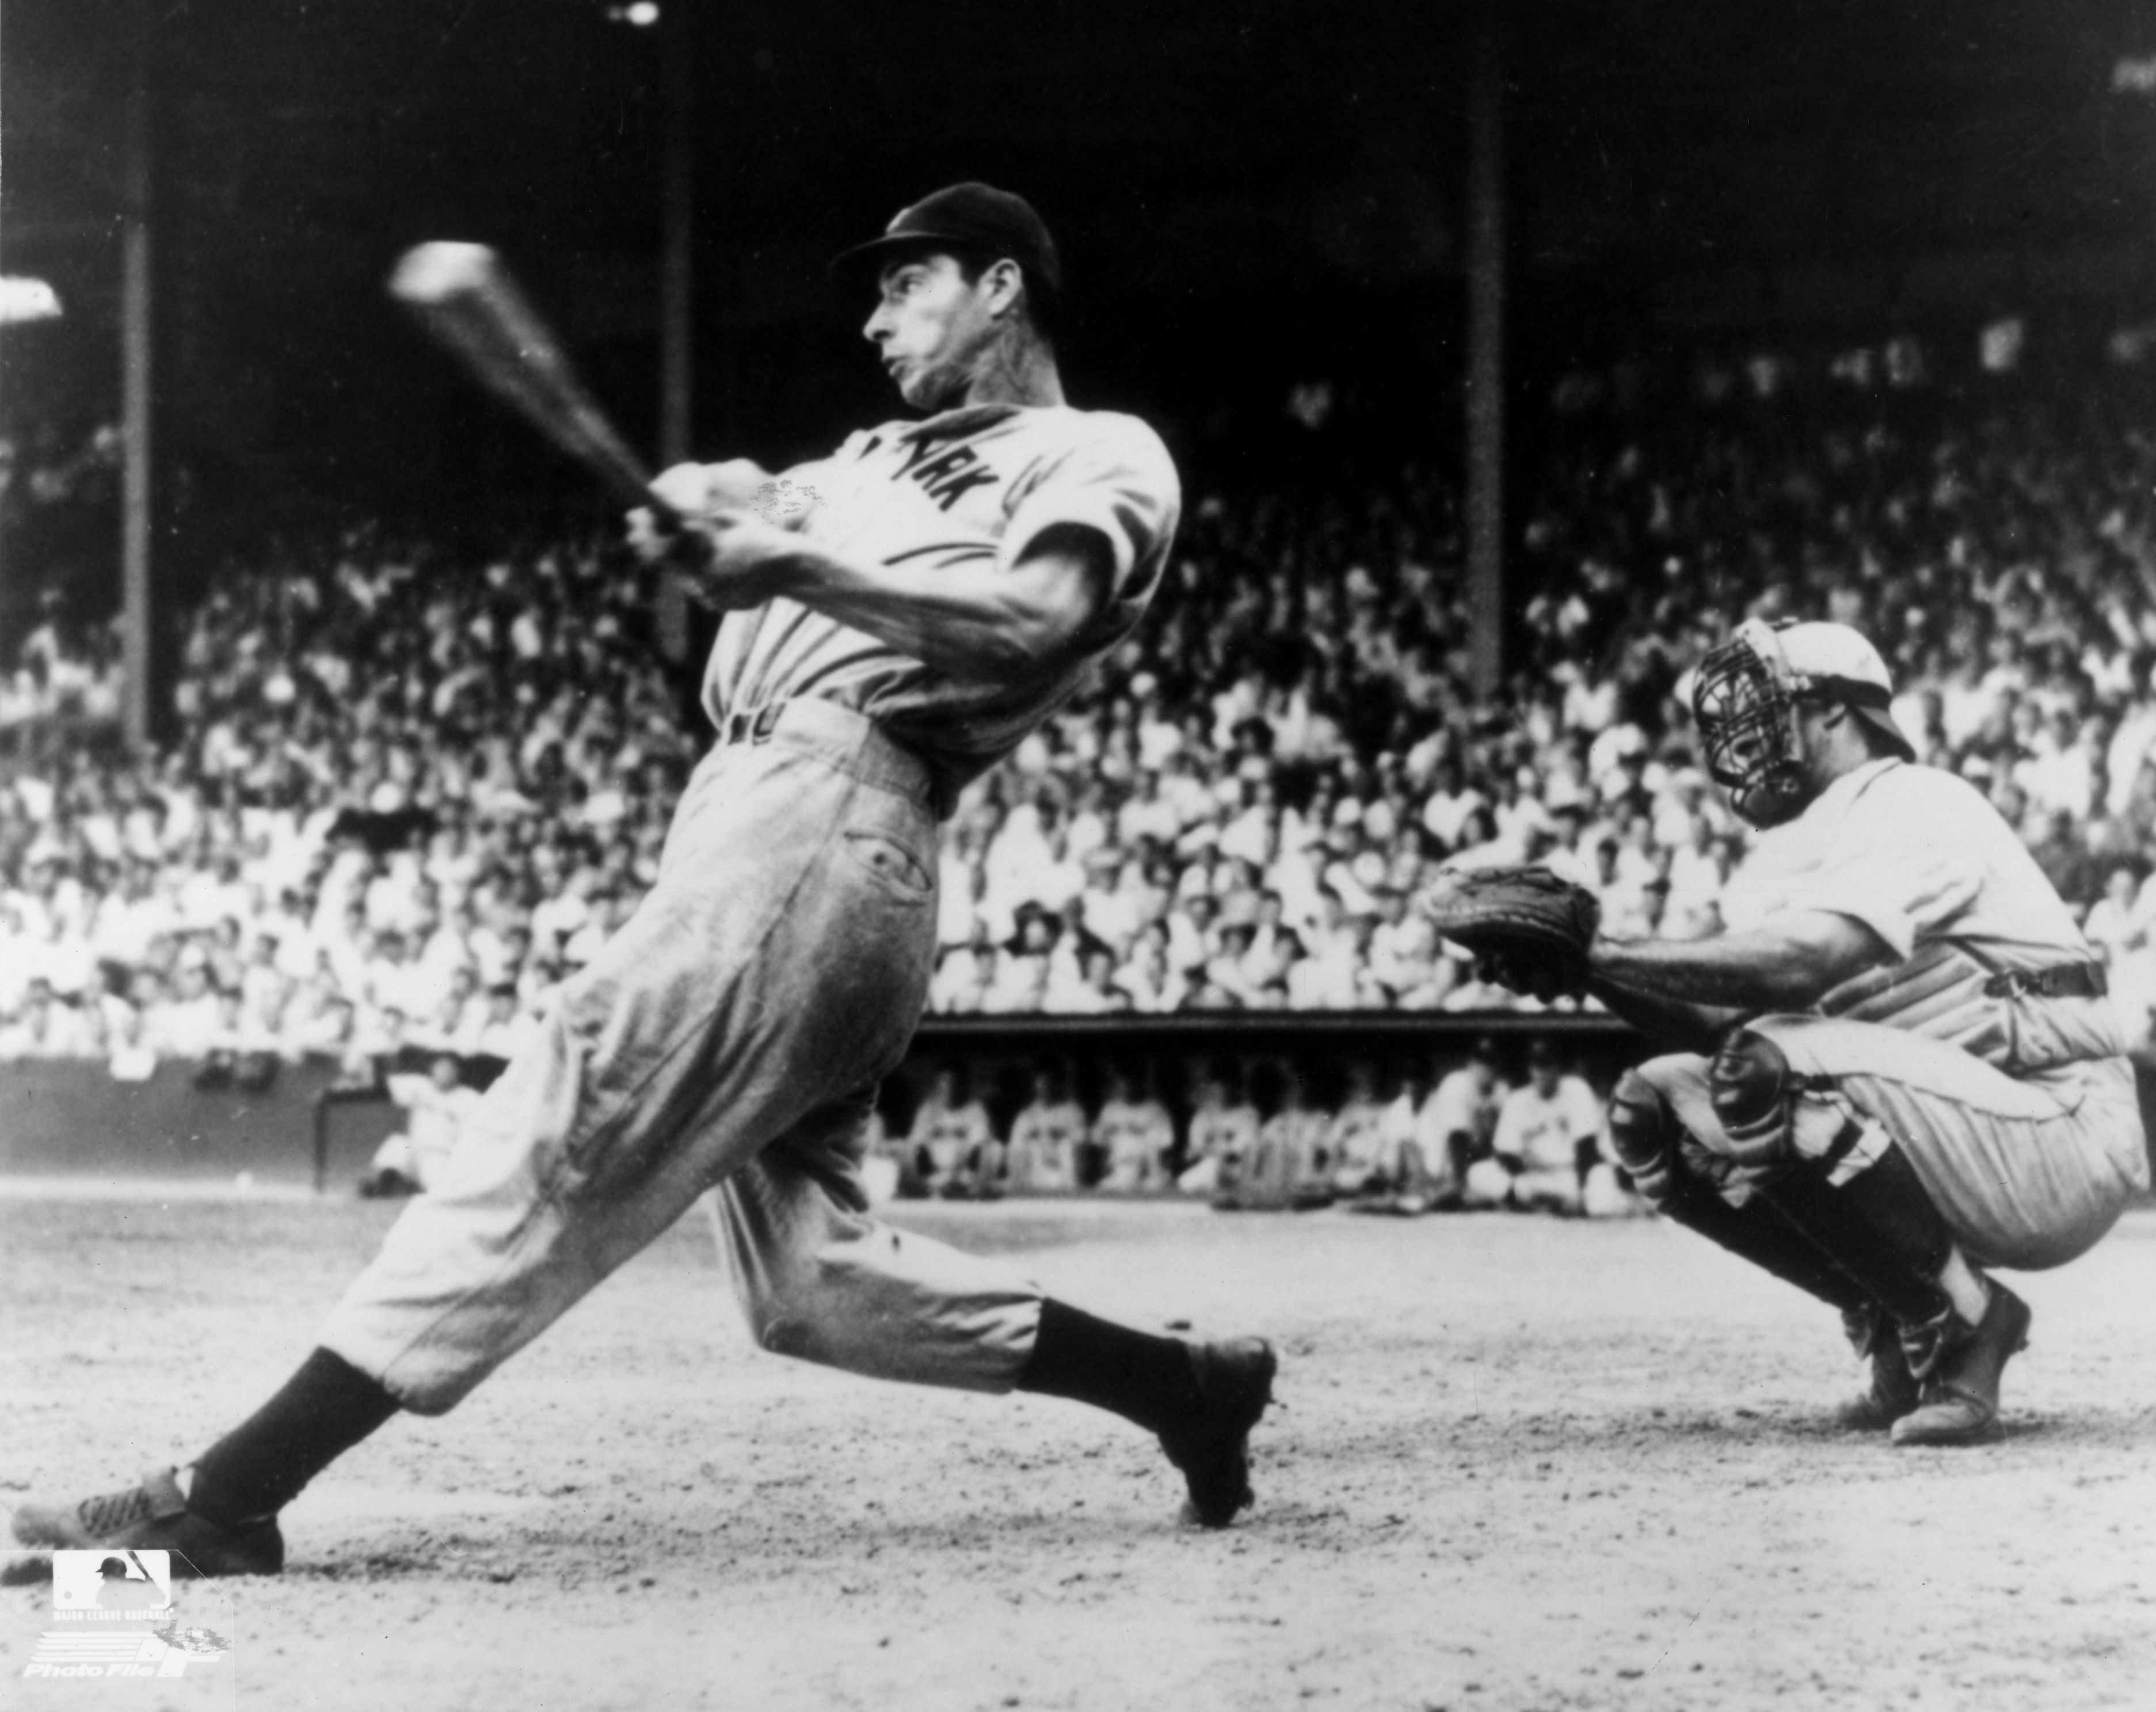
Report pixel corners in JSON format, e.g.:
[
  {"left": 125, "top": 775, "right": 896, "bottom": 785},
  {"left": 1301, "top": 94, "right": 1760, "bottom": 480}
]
[
  {"left": 1776, "top": 622, "right": 1916, "bottom": 763},
  {"left": 832, "top": 182, "right": 1062, "bottom": 301}
]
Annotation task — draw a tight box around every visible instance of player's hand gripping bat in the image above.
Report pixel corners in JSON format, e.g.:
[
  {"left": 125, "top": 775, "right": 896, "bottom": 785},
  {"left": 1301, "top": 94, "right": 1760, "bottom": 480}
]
[{"left": 388, "top": 241, "right": 702, "bottom": 648}]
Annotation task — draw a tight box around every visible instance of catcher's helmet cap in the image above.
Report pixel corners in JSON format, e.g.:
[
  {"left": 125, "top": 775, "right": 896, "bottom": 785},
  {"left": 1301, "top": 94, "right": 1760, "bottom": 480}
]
[
  {"left": 833, "top": 182, "right": 1062, "bottom": 299},
  {"left": 1776, "top": 622, "right": 1915, "bottom": 762}
]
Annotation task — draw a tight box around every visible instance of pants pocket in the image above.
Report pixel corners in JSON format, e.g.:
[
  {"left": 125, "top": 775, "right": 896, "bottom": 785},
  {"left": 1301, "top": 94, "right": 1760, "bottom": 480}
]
[{"left": 843, "top": 828, "right": 934, "bottom": 905}]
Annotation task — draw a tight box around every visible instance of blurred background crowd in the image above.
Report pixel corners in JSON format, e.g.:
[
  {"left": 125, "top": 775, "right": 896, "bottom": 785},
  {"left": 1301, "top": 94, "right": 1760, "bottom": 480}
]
[{"left": 12, "top": 333, "right": 2156, "bottom": 1091}]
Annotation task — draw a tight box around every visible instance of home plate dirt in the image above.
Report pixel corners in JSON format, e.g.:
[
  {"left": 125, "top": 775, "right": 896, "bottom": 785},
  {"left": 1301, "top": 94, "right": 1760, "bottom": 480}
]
[{"left": 4, "top": 1194, "right": 2154, "bottom": 1711}]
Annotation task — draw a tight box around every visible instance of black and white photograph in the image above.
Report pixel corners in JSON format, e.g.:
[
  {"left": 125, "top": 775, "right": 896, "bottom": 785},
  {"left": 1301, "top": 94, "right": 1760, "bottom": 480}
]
[{"left": 5, "top": 2, "right": 2156, "bottom": 1707}]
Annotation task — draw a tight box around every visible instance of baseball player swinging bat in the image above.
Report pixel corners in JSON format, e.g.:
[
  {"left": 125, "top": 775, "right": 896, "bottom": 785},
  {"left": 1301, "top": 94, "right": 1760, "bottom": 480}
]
[
  {"left": 388, "top": 241, "right": 698, "bottom": 648},
  {"left": 9, "top": 185, "right": 1275, "bottom": 1585}
]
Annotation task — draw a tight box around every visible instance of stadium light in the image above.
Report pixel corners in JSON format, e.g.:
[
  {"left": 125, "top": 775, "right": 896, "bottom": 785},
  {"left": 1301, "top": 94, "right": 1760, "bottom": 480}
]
[{"left": 0, "top": 276, "right": 63, "bottom": 324}]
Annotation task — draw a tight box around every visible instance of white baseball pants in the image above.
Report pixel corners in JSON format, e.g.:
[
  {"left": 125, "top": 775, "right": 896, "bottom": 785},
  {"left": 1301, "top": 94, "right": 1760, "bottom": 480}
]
[{"left": 319, "top": 701, "right": 1043, "bottom": 1414}]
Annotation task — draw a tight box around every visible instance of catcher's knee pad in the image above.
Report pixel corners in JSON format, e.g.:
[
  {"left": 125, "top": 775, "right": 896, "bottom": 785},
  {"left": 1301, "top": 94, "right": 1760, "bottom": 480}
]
[
  {"left": 1708, "top": 1029, "right": 1798, "bottom": 1174},
  {"left": 1608, "top": 1071, "right": 1681, "bottom": 1208}
]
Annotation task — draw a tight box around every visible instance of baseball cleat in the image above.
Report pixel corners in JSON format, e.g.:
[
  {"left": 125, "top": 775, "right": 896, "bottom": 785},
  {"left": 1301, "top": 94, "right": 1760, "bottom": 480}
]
[
  {"left": 1833, "top": 1303, "right": 1922, "bottom": 1432},
  {"left": 1890, "top": 1282, "right": 2032, "bottom": 1448},
  {"left": 1159, "top": 1337, "right": 1277, "bottom": 1528},
  {"left": 8, "top": 1467, "right": 284, "bottom": 1578}
]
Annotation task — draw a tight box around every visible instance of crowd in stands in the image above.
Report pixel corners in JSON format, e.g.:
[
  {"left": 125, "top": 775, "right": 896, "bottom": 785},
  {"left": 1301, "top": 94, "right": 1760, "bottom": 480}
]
[
  {"left": 861, "top": 1041, "right": 1632, "bottom": 1217},
  {"left": 12, "top": 328, "right": 2156, "bottom": 1088},
  {"left": 0, "top": 529, "right": 695, "bottom": 1085}
]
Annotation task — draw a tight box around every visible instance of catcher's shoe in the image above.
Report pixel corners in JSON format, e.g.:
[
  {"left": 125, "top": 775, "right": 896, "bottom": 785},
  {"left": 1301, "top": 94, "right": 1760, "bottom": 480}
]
[
  {"left": 8, "top": 1467, "right": 284, "bottom": 1578},
  {"left": 1890, "top": 1283, "right": 2033, "bottom": 1448},
  {"left": 1833, "top": 1303, "right": 1922, "bottom": 1432},
  {"left": 1159, "top": 1338, "right": 1277, "bottom": 1528}
]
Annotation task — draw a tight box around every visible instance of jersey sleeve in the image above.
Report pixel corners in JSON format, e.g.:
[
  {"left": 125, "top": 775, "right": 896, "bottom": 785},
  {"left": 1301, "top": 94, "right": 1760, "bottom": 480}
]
[{"left": 999, "top": 415, "right": 1181, "bottom": 599}]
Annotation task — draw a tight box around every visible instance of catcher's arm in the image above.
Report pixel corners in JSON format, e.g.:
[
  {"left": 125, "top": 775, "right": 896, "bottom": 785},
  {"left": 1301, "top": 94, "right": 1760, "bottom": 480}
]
[
  {"left": 1588, "top": 911, "right": 1894, "bottom": 1044},
  {"left": 1578, "top": 973, "right": 1739, "bottom": 1056}
]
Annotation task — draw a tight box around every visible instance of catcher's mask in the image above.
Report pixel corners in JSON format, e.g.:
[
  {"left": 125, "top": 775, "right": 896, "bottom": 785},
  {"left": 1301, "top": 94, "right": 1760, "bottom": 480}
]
[{"left": 1692, "top": 619, "right": 1912, "bottom": 828}]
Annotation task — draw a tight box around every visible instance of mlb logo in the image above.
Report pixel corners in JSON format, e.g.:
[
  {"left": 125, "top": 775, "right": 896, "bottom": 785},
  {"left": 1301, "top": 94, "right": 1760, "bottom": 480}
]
[{"left": 52, "top": 1549, "right": 174, "bottom": 1611}]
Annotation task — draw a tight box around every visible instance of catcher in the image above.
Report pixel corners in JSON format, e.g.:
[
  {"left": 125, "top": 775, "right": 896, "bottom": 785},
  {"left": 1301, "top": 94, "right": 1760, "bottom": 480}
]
[{"left": 1429, "top": 620, "right": 2149, "bottom": 1444}]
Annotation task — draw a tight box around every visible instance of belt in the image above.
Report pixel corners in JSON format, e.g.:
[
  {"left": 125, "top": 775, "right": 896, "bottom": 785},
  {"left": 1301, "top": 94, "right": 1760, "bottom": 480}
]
[
  {"left": 1982, "top": 962, "right": 2108, "bottom": 1001},
  {"left": 715, "top": 698, "right": 946, "bottom": 815}
]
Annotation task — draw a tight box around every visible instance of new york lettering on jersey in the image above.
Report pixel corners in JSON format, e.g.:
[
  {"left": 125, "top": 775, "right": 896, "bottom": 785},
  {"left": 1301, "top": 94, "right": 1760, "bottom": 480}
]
[
  {"left": 703, "top": 403, "right": 1180, "bottom": 798},
  {"left": 892, "top": 431, "right": 1002, "bottom": 512}
]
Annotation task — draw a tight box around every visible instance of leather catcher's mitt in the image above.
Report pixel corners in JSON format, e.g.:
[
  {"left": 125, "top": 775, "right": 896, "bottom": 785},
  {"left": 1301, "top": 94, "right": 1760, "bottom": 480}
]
[{"left": 1422, "top": 865, "right": 1601, "bottom": 1001}]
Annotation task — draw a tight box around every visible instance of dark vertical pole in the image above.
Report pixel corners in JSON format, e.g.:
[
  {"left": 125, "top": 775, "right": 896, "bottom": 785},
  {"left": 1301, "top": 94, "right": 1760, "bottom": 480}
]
[
  {"left": 120, "top": 0, "right": 155, "bottom": 747},
  {"left": 1464, "top": 5, "right": 1507, "bottom": 695},
  {"left": 660, "top": 1, "right": 696, "bottom": 466}
]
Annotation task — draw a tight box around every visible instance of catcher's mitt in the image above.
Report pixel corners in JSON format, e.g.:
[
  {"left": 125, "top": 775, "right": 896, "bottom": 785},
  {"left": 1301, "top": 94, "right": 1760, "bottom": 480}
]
[{"left": 1422, "top": 865, "right": 1601, "bottom": 1002}]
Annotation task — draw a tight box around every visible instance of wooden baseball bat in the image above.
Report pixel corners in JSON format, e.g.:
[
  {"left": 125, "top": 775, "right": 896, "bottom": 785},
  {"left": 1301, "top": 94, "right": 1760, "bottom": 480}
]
[
  {"left": 388, "top": 241, "right": 679, "bottom": 521},
  {"left": 389, "top": 241, "right": 700, "bottom": 659}
]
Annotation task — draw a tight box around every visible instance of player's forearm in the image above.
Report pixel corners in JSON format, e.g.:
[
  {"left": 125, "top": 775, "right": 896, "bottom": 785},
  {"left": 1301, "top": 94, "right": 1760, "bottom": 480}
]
[
  {"left": 1580, "top": 972, "right": 1742, "bottom": 1052},
  {"left": 1589, "top": 913, "right": 1888, "bottom": 1022},
  {"left": 753, "top": 534, "right": 1102, "bottom": 683}
]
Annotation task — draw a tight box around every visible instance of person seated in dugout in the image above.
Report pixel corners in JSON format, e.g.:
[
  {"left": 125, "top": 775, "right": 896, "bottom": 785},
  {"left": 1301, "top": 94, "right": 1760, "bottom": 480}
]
[
  {"left": 360, "top": 1052, "right": 481, "bottom": 1199},
  {"left": 1325, "top": 1059, "right": 1397, "bottom": 1198},
  {"left": 1005, "top": 1060, "right": 1086, "bottom": 1193},
  {"left": 904, "top": 1063, "right": 996, "bottom": 1200},
  {"left": 1463, "top": 1037, "right": 1621, "bottom": 1215},
  {"left": 1218, "top": 1060, "right": 1332, "bottom": 1211},
  {"left": 1092, "top": 1062, "right": 1175, "bottom": 1194},
  {"left": 1179, "top": 1059, "right": 1260, "bottom": 1196}
]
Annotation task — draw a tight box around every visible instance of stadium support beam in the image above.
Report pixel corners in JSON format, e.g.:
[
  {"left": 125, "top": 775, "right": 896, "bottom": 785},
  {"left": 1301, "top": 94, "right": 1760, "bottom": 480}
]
[
  {"left": 659, "top": 0, "right": 696, "bottom": 467},
  {"left": 1463, "top": 6, "right": 1507, "bottom": 695},
  {"left": 120, "top": 1, "right": 154, "bottom": 749}
]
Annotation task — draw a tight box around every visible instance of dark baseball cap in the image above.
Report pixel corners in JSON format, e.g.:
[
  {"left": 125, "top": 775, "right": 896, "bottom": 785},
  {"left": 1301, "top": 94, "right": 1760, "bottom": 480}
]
[{"left": 832, "top": 182, "right": 1062, "bottom": 299}]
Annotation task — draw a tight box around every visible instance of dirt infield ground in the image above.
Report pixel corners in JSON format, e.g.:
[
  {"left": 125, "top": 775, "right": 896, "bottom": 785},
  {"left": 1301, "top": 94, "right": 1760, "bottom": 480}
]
[{"left": 5, "top": 1189, "right": 2155, "bottom": 1711}]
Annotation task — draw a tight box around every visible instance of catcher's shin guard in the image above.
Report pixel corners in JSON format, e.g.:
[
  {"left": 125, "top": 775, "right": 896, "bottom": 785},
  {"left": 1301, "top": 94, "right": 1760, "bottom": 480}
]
[
  {"left": 1753, "top": 1142, "right": 1955, "bottom": 1333},
  {"left": 1706, "top": 1033, "right": 1956, "bottom": 1330},
  {"left": 1609, "top": 1070, "right": 1871, "bottom": 1312}
]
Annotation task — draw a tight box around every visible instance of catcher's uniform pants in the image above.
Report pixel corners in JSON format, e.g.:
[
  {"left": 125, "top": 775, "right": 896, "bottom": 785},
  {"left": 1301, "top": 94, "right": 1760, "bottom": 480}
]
[
  {"left": 319, "top": 701, "right": 1043, "bottom": 1414},
  {"left": 1635, "top": 1014, "right": 2149, "bottom": 1270}
]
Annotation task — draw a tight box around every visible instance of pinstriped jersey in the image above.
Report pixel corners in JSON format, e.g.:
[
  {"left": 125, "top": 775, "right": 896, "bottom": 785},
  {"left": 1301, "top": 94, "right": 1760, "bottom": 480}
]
[
  {"left": 701, "top": 401, "right": 1180, "bottom": 798},
  {"left": 1720, "top": 759, "right": 2124, "bottom": 1071}
]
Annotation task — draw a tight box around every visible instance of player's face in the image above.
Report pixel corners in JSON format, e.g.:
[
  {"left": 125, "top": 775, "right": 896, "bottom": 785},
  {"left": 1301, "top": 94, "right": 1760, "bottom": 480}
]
[{"left": 865, "top": 253, "right": 1000, "bottom": 411}]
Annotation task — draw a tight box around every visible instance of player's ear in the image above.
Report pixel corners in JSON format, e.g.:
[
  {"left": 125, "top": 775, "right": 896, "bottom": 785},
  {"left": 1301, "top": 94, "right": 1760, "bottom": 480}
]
[{"left": 981, "top": 257, "right": 1026, "bottom": 319}]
